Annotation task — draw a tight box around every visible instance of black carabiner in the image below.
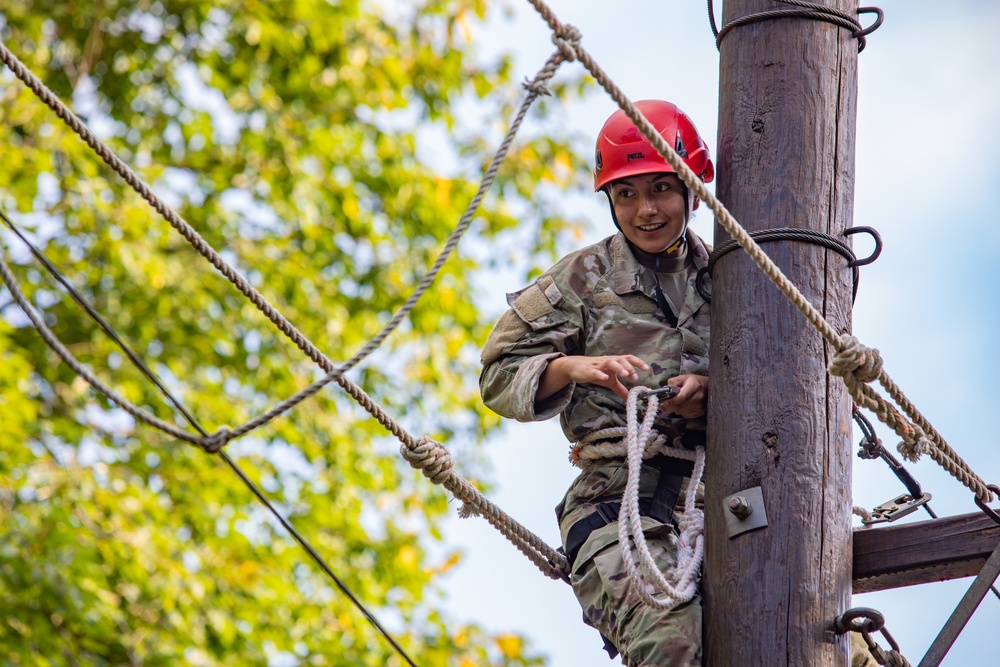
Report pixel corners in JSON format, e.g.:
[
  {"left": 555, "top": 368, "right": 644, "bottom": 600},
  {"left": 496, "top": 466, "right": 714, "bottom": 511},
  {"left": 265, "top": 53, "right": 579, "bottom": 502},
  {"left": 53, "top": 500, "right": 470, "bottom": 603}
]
[{"left": 645, "top": 386, "right": 680, "bottom": 400}]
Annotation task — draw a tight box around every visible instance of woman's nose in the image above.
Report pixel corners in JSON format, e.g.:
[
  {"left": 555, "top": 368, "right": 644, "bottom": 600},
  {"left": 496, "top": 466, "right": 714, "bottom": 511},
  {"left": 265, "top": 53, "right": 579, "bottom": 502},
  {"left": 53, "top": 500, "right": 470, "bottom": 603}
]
[{"left": 638, "top": 194, "right": 657, "bottom": 216}]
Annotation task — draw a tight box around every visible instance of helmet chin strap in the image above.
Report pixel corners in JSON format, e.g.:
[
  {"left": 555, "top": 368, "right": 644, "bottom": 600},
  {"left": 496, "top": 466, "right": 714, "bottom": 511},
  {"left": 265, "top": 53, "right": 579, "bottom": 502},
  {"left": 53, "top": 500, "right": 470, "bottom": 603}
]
[{"left": 659, "top": 235, "right": 686, "bottom": 255}]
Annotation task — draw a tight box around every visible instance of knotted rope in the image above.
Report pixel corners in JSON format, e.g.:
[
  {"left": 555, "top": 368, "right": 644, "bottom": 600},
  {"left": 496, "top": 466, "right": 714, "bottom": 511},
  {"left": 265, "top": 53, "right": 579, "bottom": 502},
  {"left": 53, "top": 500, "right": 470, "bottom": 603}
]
[
  {"left": 829, "top": 335, "right": 991, "bottom": 501},
  {"left": 525, "top": 0, "right": 993, "bottom": 506},
  {"left": 550, "top": 23, "right": 582, "bottom": 63},
  {"left": 400, "top": 435, "right": 569, "bottom": 576},
  {"left": 617, "top": 387, "right": 706, "bottom": 609},
  {"left": 0, "top": 38, "right": 573, "bottom": 578}
]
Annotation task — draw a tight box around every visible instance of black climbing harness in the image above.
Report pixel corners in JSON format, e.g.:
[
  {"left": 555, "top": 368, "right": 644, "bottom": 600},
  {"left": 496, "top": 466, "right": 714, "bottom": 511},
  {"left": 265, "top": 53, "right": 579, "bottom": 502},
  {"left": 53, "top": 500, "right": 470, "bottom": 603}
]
[{"left": 559, "top": 446, "right": 700, "bottom": 660}]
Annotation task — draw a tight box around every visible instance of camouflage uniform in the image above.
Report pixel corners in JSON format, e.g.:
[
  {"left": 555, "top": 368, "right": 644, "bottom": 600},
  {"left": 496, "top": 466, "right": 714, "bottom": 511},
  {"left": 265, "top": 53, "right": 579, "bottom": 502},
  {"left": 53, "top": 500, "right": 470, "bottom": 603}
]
[{"left": 480, "top": 230, "right": 711, "bottom": 666}]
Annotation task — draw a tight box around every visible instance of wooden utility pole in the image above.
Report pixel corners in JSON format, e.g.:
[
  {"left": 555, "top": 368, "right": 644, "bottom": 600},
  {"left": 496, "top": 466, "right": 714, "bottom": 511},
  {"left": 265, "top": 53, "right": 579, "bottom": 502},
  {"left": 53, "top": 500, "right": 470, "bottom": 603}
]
[{"left": 705, "top": 1, "right": 859, "bottom": 665}]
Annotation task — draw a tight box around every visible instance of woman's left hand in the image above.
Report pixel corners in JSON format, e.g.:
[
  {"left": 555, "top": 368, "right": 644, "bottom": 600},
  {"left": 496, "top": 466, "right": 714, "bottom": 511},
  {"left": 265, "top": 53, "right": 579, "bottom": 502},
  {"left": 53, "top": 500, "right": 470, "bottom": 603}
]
[{"left": 660, "top": 374, "right": 709, "bottom": 419}]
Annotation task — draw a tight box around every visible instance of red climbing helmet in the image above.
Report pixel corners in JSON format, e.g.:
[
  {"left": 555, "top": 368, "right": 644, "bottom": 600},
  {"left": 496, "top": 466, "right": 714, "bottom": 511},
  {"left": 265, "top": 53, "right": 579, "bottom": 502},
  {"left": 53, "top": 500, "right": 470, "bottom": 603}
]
[{"left": 593, "top": 100, "right": 715, "bottom": 191}]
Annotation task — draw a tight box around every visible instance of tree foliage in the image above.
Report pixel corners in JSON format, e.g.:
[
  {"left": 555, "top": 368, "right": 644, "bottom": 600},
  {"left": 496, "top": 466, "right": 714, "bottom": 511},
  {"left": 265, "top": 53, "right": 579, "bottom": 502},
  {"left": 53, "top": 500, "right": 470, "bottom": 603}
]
[{"left": 0, "top": 1, "right": 589, "bottom": 664}]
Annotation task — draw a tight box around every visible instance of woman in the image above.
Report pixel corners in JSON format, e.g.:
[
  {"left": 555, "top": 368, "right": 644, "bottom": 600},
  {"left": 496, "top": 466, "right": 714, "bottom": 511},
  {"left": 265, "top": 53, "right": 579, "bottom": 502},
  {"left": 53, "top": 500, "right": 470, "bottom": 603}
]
[{"left": 480, "top": 99, "right": 712, "bottom": 666}]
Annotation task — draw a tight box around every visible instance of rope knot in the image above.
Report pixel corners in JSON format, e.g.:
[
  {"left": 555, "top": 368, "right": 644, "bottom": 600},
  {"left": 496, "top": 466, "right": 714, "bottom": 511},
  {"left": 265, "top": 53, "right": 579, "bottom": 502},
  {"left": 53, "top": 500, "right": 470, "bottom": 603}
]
[
  {"left": 551, "top": 24, "right": 581, "bottom": 62},
  {"left": 521, "top": 76, "right": 552, "bottom": 97},
  {"left": 202, "top": 427, "right": 231, "bottom": 454},
  {"left": 829, "top": 334, "right": 882, "bottom": 383},
  {"left": 400, "top": 436, "right": 453, "bottom": 485}
]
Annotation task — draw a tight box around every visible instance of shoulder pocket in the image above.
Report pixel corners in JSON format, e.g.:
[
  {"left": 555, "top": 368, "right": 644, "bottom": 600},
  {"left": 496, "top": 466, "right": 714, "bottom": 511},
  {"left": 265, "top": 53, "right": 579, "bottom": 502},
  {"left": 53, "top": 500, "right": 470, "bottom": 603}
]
[
  {"left": 481, "top": 309, "right": 531, "bottom": 367},
  {"left": 510, "top": 276, "right": 568, "bottom": 330}
]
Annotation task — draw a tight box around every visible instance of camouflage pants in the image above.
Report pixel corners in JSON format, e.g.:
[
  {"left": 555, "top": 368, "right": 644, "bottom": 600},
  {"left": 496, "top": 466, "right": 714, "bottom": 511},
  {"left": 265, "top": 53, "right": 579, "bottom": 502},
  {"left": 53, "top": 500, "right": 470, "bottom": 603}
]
[
  {"left": 569, "top": 518, "right": 701, "bottom": 666},
  {"left": 568, "top": 516, "right": 878, "bottom": 666}
]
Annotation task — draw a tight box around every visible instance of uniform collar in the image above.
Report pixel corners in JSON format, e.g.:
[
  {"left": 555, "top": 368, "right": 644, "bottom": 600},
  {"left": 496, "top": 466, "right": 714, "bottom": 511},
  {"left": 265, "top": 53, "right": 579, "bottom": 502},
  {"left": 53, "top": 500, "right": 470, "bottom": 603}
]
[{"left": 609, "top": 230, "right": 710, "bottom": 325}]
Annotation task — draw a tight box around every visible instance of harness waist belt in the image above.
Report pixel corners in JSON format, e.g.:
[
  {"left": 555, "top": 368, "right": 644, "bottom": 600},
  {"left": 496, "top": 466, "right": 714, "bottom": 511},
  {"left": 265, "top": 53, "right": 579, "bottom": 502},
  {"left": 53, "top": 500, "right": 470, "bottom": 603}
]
[{"left": 562, "top": 455, "right": 695, "bottom": 569}]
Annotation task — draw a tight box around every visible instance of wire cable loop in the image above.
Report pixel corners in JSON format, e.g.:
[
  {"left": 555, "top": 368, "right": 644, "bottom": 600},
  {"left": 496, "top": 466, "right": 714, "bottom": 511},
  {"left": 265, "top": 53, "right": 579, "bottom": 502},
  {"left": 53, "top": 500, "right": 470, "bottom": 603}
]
[
  {"left": 709, "top": 0, "right": 883, "bottom": 52},
  {"left": 845, "top": 225, "right": 883, "bottom": 267},
  {"left": 856, "top": 6, "right": 885, "bottom": 38},
  {"left": 707, "top": 226, "right": 863, "bottom": 301}
]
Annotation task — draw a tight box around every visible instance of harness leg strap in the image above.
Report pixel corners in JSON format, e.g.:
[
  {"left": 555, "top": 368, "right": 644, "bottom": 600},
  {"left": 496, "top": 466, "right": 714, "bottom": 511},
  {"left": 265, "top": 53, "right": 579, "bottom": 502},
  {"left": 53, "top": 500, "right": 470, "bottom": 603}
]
[{"left": 648, "top": 453, "right": 688, "bottom": 524}]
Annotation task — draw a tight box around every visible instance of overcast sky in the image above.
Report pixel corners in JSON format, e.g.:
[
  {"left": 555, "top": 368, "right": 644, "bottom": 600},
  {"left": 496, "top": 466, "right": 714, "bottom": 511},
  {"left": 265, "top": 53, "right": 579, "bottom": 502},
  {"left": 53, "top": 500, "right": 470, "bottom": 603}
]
[{"left": 436, "top": 2, "right": 1000, "bottom": 665}]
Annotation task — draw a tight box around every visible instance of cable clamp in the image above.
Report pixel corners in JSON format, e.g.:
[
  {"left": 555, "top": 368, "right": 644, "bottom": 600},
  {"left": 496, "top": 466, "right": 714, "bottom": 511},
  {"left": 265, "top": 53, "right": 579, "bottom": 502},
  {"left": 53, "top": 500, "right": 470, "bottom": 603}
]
[{"left": 861, "top": 492, "right": 932, "bottom": 525}]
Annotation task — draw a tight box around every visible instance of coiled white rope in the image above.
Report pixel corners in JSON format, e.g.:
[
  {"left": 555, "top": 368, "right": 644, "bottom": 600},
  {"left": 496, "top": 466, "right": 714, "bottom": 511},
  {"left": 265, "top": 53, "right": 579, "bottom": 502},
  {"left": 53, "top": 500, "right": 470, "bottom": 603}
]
[{"left": 617, "top": 387, "right": 706, "bottom": 609}]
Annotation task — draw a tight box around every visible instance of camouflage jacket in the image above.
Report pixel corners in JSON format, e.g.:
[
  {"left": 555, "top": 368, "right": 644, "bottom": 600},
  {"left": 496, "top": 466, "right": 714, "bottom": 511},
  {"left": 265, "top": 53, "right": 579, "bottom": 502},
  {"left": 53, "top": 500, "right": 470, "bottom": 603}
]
[
  {"left": 480, "top": 229, "right": 711, "bottom": 441},
  {"left": 479, "top": 230, "right": 711, "bottom": 541}
]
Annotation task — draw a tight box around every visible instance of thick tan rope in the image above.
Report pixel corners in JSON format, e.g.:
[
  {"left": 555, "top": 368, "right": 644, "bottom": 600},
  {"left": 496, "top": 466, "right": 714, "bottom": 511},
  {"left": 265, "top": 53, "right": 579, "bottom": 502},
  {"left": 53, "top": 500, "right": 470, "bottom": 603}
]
[
  {"left": 570, "top": 428, "right": 697, "bottom": 467},
  {"left": 215, "top": 49, "right": 572, "bottom": 445},
  {"left": 523, "top": 0, "right": 993, "bottom": 504},
  {"left": 0, "top": 40, "right": 570, "bottom": 577}
]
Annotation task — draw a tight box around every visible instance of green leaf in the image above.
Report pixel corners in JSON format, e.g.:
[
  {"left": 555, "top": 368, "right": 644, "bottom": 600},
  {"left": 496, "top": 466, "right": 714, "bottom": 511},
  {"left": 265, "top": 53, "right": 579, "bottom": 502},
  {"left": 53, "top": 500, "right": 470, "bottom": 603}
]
[{"left": 0, "top": 1, "right": 586, "bottom": 664}]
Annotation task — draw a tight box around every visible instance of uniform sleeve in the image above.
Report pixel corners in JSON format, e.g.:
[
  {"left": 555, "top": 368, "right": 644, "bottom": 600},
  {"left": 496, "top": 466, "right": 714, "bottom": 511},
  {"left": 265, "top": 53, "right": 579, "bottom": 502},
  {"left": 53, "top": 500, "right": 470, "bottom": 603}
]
[{"left": 479, "top": 275, "right": 583, "bottom": 423}]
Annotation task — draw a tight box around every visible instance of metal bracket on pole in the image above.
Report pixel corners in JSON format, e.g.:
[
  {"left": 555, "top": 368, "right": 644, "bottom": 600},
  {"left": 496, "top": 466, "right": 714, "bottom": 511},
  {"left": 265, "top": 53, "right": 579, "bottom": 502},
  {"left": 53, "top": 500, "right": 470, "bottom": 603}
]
[
  {"left": 917, "top": 538, "right": 1000, "bottom": 667},
  {"left": 724, "top": 486, "right": 768, "bottom": 539}
]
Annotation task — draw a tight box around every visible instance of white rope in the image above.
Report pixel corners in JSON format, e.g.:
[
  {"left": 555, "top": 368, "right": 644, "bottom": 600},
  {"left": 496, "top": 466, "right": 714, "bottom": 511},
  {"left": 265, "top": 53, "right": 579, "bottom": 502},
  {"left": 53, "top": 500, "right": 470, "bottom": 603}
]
[
  {"left": 617, "top": 387, "right": 706, "bottom": 609},
  {"left": 521, "top": 0, "right": 993, "bottom": 505}
]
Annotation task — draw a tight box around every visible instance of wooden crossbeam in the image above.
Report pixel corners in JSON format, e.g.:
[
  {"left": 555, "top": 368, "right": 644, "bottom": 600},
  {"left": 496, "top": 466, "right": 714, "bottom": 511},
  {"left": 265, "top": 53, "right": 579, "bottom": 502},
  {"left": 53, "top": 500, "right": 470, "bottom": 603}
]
[{"left": 853, "top": 512, "right": 1000, "bottom": 593}]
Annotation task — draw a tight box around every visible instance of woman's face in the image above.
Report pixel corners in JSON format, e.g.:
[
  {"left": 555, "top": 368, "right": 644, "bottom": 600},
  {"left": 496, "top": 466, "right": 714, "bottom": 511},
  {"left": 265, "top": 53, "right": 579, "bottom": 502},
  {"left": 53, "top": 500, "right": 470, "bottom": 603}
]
[{"left": 609, "top": 172, "right": 696, "bottom": 255}]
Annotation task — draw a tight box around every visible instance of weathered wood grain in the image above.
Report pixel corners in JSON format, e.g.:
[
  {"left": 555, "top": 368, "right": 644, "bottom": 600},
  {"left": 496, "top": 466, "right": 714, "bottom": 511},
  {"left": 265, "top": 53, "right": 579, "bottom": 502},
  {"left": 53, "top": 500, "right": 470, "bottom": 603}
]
[
  {"left": 853, "top": 513, "right": 1000, "bottom": 593},
  {"left": 705, "top": 1, "right": 859, "bottom": 664}
]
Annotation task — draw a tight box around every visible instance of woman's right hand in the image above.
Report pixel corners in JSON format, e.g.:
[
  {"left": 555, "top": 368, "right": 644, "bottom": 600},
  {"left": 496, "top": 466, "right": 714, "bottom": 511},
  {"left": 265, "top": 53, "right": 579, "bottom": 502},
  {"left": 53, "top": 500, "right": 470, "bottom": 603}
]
[{"left": 537, "top": 354, "right": 650, "bottom": 402}]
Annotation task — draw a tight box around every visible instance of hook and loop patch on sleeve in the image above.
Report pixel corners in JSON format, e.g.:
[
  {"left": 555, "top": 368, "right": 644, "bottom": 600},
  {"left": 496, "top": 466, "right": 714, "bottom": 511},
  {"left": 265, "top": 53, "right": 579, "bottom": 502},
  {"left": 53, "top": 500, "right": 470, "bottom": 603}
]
[{"left": 510, "top": 276, "right": 563, "bottom": 326}]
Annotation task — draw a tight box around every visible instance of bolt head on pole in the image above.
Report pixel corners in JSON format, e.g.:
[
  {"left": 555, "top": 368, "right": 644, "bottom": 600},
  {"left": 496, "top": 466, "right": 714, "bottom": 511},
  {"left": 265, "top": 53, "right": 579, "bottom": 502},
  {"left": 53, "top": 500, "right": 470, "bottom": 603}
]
[
  {"left": 723, "top": 486, "right": 769, "bottom": 539},
  {"left": 729, "top": 495, "right": 753, "bottom": 519}
]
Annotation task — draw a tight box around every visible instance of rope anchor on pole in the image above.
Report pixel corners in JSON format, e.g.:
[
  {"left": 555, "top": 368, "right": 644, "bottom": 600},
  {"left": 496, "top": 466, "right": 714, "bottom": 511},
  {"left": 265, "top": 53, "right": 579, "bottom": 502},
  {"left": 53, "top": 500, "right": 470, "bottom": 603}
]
[
  {"left": 974, "top": 483, "right": 1000, "bottom": 525},
  {"left": 853, "top": 406, "right": 934, "bottom": 525},
  {"left": 835, "top": 607, "right": 912, "bottom": 667}
]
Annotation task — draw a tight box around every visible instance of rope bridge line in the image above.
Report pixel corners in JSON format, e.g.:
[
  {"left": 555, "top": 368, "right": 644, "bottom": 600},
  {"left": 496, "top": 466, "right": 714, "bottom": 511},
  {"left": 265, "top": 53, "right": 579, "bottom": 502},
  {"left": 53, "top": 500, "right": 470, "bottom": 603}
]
[
  {"left": 0, "top": 38, "right": 582, "bottom": 665},
  {"left": 0, "top": 216, "right": 420, "bottom": 667},
  {"left": 0, "top": 38, "right": 572, "bottom": 579},
  {"left": 0, "top": 5, "right": 995, "bottom": 657},
  {"left": 523, "top": 0, "right": 994, "bottom": 506}
]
